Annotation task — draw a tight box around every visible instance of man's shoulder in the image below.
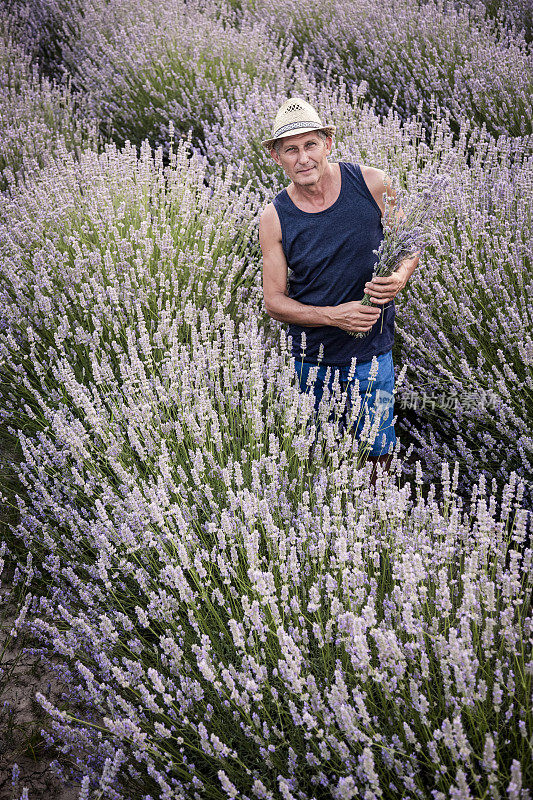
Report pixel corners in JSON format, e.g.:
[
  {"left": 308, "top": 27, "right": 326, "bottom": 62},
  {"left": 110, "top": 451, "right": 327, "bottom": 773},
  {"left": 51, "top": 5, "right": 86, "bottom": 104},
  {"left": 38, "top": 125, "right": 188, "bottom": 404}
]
[
  {"left": 259, "top": 201, "right": 282, "bottom": 241},
  {"left": 359, "top": 164, "right": 387, "bottom": 187},
  {"left": 341, "top": 161, "right": 386, "bottom": 189},
  {"left": 260, "top": 201, "right": 278, "bottom": 222}
]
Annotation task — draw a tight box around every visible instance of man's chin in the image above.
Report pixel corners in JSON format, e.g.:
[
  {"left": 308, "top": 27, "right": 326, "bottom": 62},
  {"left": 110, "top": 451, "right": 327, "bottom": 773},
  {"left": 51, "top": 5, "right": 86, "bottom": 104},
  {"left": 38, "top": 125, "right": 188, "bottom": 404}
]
[{"left": 295, "top": 169, "right": 317, "bottom": 184}]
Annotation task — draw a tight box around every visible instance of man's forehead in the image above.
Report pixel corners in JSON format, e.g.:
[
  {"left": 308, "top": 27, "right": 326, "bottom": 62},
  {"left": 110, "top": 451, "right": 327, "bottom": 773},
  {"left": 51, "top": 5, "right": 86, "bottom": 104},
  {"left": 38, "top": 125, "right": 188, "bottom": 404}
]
[{"left": 279, "top": 131, "right": 322, "bottom": 148}]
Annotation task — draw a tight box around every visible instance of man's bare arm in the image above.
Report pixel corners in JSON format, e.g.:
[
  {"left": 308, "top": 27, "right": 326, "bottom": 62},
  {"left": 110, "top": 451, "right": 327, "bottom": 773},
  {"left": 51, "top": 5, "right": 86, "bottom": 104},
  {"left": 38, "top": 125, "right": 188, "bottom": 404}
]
[
  {"left": 259, "top": 203, "right": 334, "bottom": 326},
  {"left": 265, "top": 294, "right": 336, "bottom": 327}
]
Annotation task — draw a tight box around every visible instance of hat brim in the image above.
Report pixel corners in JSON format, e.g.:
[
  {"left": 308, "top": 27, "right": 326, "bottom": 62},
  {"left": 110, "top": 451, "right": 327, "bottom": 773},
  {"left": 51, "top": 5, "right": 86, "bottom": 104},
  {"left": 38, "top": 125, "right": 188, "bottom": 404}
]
[{"left": 261, "top": 125, "right": 336, "bottom": 151}]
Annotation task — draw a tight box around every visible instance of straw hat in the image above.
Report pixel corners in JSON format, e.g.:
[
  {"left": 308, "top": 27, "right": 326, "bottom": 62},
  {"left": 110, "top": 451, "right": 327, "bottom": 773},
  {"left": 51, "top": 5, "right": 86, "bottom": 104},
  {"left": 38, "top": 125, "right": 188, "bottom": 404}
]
[{"left": 261, "top": 98, "right": 336, "bottom": 151}]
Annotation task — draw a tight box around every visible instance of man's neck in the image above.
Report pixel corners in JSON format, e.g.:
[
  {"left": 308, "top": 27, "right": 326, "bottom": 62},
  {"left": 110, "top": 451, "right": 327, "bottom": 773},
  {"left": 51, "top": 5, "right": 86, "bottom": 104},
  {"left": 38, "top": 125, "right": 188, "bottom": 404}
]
[{"left": 288, "top": 162, "right": 340, "bottom": 212}]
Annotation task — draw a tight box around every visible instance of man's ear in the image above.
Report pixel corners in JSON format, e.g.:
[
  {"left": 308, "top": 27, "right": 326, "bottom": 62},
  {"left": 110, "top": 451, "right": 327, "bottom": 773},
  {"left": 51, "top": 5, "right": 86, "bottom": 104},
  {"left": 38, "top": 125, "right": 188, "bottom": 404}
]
[
  {"left": 269, "top": 147, "right": 281, "bottom": 165},
  {"left": 325, "top": 136, "right": 333, "bottom": 155}
]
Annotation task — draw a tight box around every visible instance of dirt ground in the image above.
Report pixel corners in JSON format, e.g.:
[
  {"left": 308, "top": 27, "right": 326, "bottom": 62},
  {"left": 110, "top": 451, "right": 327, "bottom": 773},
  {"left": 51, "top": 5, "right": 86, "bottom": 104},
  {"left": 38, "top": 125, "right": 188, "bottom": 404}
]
[
  {"left": 0, "top": 608, "right": 81, "bottom": 800},
  {"left": 0, "top": 436, "right": 81, "bottom": 800}
]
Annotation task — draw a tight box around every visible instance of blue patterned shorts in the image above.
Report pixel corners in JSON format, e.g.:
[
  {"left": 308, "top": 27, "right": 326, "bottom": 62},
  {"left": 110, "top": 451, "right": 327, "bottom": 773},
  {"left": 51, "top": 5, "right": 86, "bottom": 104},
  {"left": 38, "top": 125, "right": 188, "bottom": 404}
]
[{"left": 293, "top": 349, "right": 396, "bottom": 457}]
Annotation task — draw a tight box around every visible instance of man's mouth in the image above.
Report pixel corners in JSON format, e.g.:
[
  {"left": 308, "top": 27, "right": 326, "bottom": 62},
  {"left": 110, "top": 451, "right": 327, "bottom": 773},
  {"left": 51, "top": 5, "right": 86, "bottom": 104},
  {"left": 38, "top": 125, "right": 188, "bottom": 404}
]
[{"left": 299, "top": 167, "right": 314, "bottom": 173}]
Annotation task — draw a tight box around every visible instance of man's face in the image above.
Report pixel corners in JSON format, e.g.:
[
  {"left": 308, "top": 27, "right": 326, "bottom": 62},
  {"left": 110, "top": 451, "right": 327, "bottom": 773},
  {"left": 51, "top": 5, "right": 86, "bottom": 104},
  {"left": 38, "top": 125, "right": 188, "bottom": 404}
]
[{"left": 270, "top": 131, "right": 333, "bottom": 186}]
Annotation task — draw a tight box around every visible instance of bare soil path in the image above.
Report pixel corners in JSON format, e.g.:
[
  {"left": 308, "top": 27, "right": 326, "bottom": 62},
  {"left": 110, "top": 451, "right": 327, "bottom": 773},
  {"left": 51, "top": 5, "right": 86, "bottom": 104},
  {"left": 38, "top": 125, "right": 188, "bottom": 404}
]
[{"left": 1, "top": 434, "right": 80, "bottom": 800}]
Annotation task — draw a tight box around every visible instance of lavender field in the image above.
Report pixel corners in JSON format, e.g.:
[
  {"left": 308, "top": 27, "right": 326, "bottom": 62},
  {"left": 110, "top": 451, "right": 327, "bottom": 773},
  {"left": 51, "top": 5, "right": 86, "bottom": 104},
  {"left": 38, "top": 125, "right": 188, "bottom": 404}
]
[{"left": 0, "top": 0, "right": 532, "bottom": 798}]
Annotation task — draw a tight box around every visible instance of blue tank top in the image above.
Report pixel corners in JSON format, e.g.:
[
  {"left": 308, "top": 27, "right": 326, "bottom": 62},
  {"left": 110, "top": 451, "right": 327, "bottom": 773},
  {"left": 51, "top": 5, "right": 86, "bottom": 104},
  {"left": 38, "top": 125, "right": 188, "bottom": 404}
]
[{"left": 272, "top": 161, "right": 394, "bottom": 366}]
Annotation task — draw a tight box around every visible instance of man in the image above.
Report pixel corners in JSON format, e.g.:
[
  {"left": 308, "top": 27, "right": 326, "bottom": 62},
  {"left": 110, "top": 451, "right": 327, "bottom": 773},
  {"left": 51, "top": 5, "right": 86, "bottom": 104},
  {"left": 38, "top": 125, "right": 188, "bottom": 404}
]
[{"left": 259, "top": 98, "right": 420, "bottom": 482}]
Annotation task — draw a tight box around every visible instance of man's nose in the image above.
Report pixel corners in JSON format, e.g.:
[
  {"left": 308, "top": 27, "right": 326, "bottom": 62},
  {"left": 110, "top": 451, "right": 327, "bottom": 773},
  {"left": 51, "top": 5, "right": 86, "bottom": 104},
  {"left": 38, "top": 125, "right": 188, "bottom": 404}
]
[{"left": 297, "top": 149, "right": 310, "bottom": 163}]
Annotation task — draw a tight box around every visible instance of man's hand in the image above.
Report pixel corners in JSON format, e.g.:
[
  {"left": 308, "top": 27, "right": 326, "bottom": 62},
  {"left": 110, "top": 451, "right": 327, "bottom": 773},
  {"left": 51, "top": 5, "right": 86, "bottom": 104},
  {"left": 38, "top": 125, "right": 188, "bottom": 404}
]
[
  {"left": 364, "top": 271, "right": 407, "bottom": 305},
  {"left": 328, "top": 301, "right": 381, "bottom": 334}
]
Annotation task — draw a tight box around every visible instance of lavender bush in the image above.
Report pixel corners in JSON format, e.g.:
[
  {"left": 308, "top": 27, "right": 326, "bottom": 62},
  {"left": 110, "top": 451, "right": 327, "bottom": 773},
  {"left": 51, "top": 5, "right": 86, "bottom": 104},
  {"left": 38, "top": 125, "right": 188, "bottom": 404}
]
[
  {"left": 1, "top": 0, "right": 85, "bottom": 84},
  {"left": 0, "top": 137, "right": 261, "bottom": 376},
  {"left": 246, "top": 0, "right": 532, "bottom": 138},
  {"left": 461, "top": 0, "right": 533, "bottom": 43},
  {"left": 0, "top": 12, "right": 96, "bottom": 193},
  {"left": 0, "top": 540, "right": 47, "bottom": 799},
  {"left": 3, "top": 303, "right": 532, "bottom": 797},
  {"left": 359, "top": 128, "right": 533, "bottom": 503},
  {"left": 0, "top": 133, "right": 411, "bottom": 791},
  {"left": 51, "top": 0, "right": 293, "bottom": 152}
]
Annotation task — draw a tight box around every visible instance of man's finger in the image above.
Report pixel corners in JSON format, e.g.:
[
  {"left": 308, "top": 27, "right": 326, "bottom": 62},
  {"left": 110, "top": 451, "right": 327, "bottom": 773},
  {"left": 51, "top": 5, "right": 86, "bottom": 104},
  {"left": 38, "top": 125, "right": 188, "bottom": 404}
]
[
  {"left": 365, "top": 283, "right": 395, "bottom": 292},
  {"left": 365, "top": 285, "right": 391, "bottom": 295},
  {"left": 369, "top": 276, "right": 396, "bottom": 284}
]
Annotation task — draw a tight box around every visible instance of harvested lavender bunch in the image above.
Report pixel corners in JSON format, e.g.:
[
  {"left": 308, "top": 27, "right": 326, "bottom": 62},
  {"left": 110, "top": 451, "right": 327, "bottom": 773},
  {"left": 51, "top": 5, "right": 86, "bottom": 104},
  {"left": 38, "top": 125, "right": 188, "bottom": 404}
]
[{"left": 349, "top": 164, "right": 451, "bottom": 337}]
